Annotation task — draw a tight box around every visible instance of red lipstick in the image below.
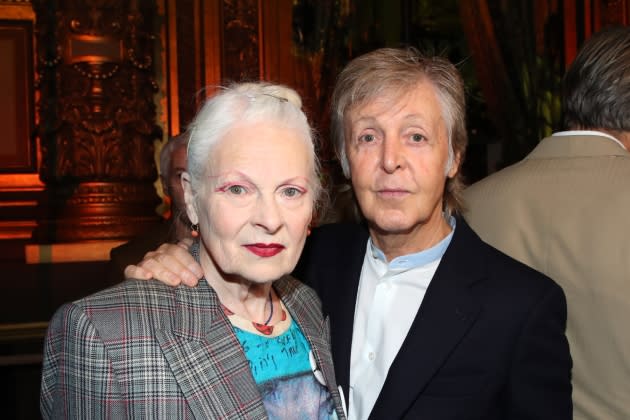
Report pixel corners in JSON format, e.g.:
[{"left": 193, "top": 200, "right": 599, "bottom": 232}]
[{"left": 244, "top": 243, "right": 285, "bottom": 257}]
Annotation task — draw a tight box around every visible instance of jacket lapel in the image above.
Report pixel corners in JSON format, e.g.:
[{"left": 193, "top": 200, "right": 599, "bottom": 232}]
[
  {"left": 328, "top": 229, "right": 368, "bottom": 398},
  {"left": 368, "top": 219, "right": 484, "bottom": 420},
  {"left": 274, "top": 276, "right": 346, "bottom": 419},
  {"left": 155, "top": 280, "right": 267, "bottom": 420}
]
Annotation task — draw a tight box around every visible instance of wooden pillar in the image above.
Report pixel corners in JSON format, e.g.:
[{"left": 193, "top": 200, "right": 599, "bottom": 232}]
[{"left": 32, "top": 0, "right": 162, "bottom": 242}]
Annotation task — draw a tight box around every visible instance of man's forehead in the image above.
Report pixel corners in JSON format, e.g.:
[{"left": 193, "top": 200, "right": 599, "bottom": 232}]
[
  {"left": 346, "top": 84, "right": 441, "bottom": 125},
  {"left": 352, "top": 78, "right": 436, "bottom": 108}
]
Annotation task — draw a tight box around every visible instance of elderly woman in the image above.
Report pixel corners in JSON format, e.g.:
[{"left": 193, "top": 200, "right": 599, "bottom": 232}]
[{"left": 40, "top": 82, "right": 346, "bottom": 419}]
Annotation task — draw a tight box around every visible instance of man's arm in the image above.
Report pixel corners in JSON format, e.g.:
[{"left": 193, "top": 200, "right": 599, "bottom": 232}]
[
  {"left": 123, "top": 238, "right": 203, "bottom": 286},
  {"left": 508, "top": 282, "right": 573, "bottom": 419}
]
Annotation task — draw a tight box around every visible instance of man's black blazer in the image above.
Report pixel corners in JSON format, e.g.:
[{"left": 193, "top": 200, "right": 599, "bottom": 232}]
[{"left": 294, "top": 218, "right": 572, "bottom": 419}]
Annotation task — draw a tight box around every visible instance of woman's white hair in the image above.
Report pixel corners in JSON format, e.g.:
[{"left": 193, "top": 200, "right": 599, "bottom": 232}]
[{"left": 185, "top": 82, "right": 323, "bottom": 209}]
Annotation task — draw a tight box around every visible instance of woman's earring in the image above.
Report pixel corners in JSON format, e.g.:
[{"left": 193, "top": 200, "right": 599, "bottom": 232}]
[{"left": 191, "top": 223, "right": 199, "bottom": 238}]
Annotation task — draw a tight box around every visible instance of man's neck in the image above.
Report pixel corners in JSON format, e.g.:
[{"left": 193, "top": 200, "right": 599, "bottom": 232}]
[
  {"left": 369, "top": 216, "right": 453, "bottom": 262},
  {"left": 615, "top": 132, "right": 630, "bottom": 150},
  {"left": 173, "top": 217, "right": 192, "bottom": 241}
]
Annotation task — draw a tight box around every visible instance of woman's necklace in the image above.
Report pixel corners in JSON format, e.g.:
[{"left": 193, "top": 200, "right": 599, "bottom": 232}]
[{"left": 221, "top": 291, "right": 286, "bottom": 335}]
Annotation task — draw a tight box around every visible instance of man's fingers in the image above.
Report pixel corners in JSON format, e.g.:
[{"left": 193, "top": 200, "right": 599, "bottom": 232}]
[
  {"left": 124, "top": 264, "right": 153, "bottom": 280},
  {"left": 123, "top": 242, "right": 202, "bottom": 287},
  {"left": 155, "top": 243, "right": 203, "bottom": 283},
  {"left": 176, "top": 237, "right": 194, "bottom": 250}
]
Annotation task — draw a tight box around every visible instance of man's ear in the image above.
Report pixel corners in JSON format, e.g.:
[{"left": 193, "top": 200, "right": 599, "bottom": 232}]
[
  {"left": 160, "top": 175, "right": 170, "bottom": 197},
  {"left": 447, "top": 150, "right": 462, "bottom": 179},
  {"left": 181, "top": 172, "right": 199, "bottom": 225}
]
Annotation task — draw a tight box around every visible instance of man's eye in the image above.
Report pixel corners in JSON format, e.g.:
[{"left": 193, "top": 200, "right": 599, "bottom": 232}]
[
  {"left": 282, "top": 187, "right": 303, "bottom": 198},
  {"left": 360, "top": 134, "right": 375, "bottom": 143},
  {"left": 228, "top": 185, "right": 246, "bottom": 194},
  {"left": 411, "top": 133, "right": 426, "bottom": 142}
]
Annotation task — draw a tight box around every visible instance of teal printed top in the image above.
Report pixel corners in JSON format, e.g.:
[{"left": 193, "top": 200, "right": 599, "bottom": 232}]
[{"left": 233, "top": 320, "right": 339, "bottom": 419}]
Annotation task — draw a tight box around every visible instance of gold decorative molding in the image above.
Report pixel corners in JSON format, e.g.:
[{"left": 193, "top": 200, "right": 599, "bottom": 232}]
[
  {"left": 24, "top": 240, "right": 125, "bottom": 263},
  {"left": 0, "top": 1, "right": 34, "bottom": 22},
  {"left": 0, "top": 322, "right": 47, "bottom": 343}
]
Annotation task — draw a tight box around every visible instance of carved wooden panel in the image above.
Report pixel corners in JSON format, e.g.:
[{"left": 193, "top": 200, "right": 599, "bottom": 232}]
[
  {"left": 0, "top": 1, "right": 44, "bottom": 242},
  {"left": 32, "top": 0, "right": 162, "bottom": 241},
  {"left": 222, "top": 0, "right": 260, "bottom": 82},
  {"left": 0, "top": 21, "right": 35, "bottom": 172}
]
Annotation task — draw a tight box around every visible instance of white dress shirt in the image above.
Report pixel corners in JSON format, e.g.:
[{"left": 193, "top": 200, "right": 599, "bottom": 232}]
[{"left": 347, "top": 218, "right": 455, "bottom": 420}]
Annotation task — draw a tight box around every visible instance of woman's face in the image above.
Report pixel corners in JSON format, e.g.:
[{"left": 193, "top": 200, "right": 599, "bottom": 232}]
[{"left": 186, "top": 120, "right": 315, "bottom": 284}]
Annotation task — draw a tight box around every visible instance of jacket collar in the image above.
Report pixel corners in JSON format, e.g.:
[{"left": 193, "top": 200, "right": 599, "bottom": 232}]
[{"left": 529, "top": 133, "right": 630, "bottom": 159}]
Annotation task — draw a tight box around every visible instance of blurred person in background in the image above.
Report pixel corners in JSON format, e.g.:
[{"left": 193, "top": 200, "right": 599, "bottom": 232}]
[{"left": 464, "top": 25, "right": 630, "bottom": 418}]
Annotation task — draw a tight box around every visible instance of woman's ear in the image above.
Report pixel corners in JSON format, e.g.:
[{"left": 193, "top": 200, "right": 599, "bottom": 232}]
[{"left": 181, "top": 172, "right": 199, "bottom": 225}]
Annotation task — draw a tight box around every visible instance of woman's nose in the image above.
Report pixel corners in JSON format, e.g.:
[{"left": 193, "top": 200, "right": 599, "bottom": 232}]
[{"left": 253, "top": 195, "right": 283, "bottom": 233}]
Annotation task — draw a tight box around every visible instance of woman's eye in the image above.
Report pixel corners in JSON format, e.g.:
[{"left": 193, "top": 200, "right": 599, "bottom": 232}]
[
  {"left": 411, "top": 133, "right": 426, "bottom": 142},
  {"left": 359, "top": 133, "right": 375, "bottom": 143},
  {"left": 227, "top": 185, "right": 246, "bottom": 195}
]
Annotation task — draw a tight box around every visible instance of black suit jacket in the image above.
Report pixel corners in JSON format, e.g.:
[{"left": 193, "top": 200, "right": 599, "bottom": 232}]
[{"left": 294, "top": 218, "right": 572, "bottom": 419}]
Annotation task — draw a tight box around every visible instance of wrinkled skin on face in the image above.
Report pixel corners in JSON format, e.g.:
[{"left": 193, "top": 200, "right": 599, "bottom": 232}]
[
  {"left": 345, "top": 79, "right": 460, "bottom": 260},
  {"left": 183, "top": 120, "right": 315, "bottom": 285}
]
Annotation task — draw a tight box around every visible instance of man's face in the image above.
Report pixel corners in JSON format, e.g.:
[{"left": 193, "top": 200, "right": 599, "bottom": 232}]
[
  {"left": 344, "top": 79, "right": 459, "bottom": 251},
  {"left": 164, "top": 145, "right": 188, "bottom": 218}
]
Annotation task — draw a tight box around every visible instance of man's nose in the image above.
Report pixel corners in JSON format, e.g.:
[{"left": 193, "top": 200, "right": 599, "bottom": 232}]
[{"left": 381, "top": 138, "right": 405, "bottom": 173}]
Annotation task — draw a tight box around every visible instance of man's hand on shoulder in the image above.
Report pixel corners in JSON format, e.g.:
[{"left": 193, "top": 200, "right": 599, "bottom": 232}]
[{"left": 123, "top": 238, "right": 203, "bottom": 287}]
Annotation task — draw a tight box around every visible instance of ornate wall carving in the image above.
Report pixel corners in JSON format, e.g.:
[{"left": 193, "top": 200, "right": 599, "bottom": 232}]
[
  {"left": 33, "top": 0, "right": 162, "bottom": 242},
  {"left": 222, "top": 0, "right": 260, "bottom": 82}
]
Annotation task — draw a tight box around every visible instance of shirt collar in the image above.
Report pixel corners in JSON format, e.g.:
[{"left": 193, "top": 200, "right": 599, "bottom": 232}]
[
  {"left": 553, "top": 130, "right": 627, "bottom": 150},
  {"left": 368, "top": 216, "right": 456, "bottom": 270}
]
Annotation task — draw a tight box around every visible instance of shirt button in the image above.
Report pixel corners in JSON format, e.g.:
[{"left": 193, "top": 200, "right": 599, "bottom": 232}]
[{"left": 368, "top": 352, "right": 375, "bottom": 361}]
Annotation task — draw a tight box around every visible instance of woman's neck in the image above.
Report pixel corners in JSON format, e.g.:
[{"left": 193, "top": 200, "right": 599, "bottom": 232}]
[{"left": 199, "top": 248, "right": 275, "bottom": 324}]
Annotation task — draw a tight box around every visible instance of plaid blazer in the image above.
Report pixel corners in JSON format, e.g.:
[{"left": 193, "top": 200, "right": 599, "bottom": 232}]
[{"left": 40, "top": 275, "right": 345, "bottom": 419}]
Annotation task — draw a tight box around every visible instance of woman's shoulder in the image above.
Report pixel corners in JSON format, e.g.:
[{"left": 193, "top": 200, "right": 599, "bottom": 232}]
[
  {"left": 275, "top": 275, "right": 322, "bottom": 309},
  {"left": 50, "top": 279, "right": 182, "bottom": 340},
  {"left": 75, "top": 278, "right": 179, "bottom": 309}
]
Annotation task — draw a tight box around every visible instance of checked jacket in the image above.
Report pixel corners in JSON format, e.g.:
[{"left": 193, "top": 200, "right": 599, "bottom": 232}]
[{"left": 40, "top": 274, "right": 345, "bottom": 419}]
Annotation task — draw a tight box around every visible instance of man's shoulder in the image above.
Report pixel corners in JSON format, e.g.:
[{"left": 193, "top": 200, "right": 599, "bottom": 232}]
[
  {"left": 299, "top": 222, "right": 369, "bottom": 267},
  {"left": 294, "top": 223, "right": 368, "bottom": 288},
  {"left": 463, "top": 160, "right": 527, "bottom": 198},
  {"left": 452, "top": 219, "right": 562, "bottom": 298},
  {"left": 110, "top": 222, "right": 173, "bottom": 263},
  {"left": 308, "top": 222, "right": 368, "bottom": 248}
]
